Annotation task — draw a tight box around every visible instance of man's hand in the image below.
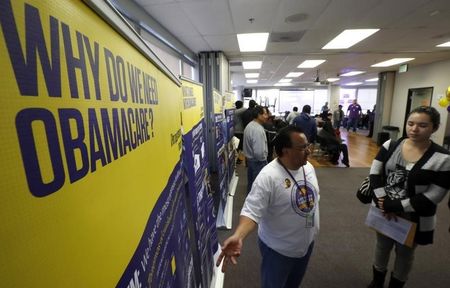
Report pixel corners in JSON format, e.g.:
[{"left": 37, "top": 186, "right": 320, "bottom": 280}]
[{"left": 216, "top": 234, "right": 243, "bottom": 273}]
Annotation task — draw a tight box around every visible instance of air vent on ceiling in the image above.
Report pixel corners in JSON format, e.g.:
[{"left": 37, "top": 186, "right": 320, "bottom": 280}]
[
  {"left": 229, "top": 61, "right": 242, "bottom": 67},
  {"left": 285, "top": 13, "right": 308, "bottom": 23},
  {"left": 269, "top": 31, "right": 305, "bottom": 43}
]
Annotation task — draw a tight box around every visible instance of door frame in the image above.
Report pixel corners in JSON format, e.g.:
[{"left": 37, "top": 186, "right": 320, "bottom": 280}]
[{"left": 402, "top": 87, "right": 433, "bottom": 137}]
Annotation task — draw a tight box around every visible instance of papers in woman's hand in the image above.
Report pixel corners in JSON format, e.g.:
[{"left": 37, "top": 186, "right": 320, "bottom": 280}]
[{"left": 365, "top": 206, "right": 416, "bottom": 247}]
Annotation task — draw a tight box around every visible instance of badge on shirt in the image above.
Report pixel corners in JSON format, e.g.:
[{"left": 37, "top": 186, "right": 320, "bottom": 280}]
[
  {"left": 284, "top": 178, "right": 291, "bottom": 188},
  {"left": 305, "top": 214, "right": 314, "bottom": 228}
]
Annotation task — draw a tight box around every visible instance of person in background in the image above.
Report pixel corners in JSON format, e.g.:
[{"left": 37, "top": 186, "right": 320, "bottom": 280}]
[
  {"left": 285, "top": 106, "right": 300, "bottom": 125},
  {"left": 242, "top": 99, "right": 257, "bottom": 129},
  {"left": 263, "top": 110, "right": 277, "bottom": 162},
  {"left": 333, "top": 104, "right": 344, "bottom": 129},
  {"left": 216, "top": 126, "right": 319, "bottom": 288},
  {"left": 346, "top": 99, "right": 362, "bottom": 132},
  {"left": 361, "top": 110, "right": 371, "bottom": 130},
  {"left": 243, "top": 105, "right": 269, "bottom": 194},
  {"left": 292, "top": 105, "right": 317, "bottom": 144},
  {"left": 367, "top": 104, "right": 376, "bottom": 138},
  {"left": 233, "top": 100, "right": 247, "bottom": 164},
  {"left": 320, "top": 101, "right": 329, "bottom": 120},
  {"left": 318, "top": 114, "right": 350, "bottom": 167},
  {"left": 367, "top": 106, "right": 450, "bottom": 288}
]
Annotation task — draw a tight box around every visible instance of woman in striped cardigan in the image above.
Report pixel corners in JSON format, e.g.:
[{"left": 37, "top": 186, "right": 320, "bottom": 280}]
[{"left": 367, "top": 106, "right": 450, "bottom": 288}]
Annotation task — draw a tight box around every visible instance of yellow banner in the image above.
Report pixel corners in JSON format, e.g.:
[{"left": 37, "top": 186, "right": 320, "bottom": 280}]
[
  {"left": 180, "top": 79, "right": 204, "bottom": 132},
  {"left": 0, "top": 0, "right": 182, "bottom": 286},
  {"left": 213, "top": 89, "right": 223, "bottom": 114},
  {"left": 223, "top": 91, "right": 235, "bottom": 109}
]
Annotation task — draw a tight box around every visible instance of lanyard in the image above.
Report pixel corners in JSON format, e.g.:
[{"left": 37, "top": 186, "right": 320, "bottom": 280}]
[{"left": 277, "top": 158, "right": 309, "bottom": 207}]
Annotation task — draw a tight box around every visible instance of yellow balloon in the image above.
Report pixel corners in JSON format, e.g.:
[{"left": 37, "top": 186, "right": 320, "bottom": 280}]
[
  {"left": 447, "top": 86, "right": 450, "bottom": 100},
  {"left": 438, "top": 97, "right": 449, "bottom": 107}
]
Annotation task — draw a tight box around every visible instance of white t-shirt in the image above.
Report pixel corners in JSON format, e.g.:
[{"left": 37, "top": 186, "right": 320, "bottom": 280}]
[
  {"left": 286, "top": 111, "right": 300, "bottom": 124},
  {"left": 241, "top": 159, "right": 320, "bottom": 258}
]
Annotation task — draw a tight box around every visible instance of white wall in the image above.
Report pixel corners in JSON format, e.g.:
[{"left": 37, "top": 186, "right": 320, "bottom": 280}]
[{"left": 390, "top": 59, "right": 450, "bottom": 145}]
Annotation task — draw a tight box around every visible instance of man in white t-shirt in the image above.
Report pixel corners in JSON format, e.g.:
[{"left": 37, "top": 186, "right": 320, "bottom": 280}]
[
  {"left": 285, "top": 106, "right": 300, "bottom": 124},
  {"left": 216, "top": 126, "right": 320, "bottom": 288}
]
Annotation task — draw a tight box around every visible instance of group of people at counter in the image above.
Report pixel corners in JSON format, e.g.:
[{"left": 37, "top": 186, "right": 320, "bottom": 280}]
[{"left": 220, "top": 99, "right": 450, "bottom": 288}]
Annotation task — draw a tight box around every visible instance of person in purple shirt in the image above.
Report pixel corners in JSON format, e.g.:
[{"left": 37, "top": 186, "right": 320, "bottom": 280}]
[{"left": 346, "top": 99, "right": 362, "bottom": 132}]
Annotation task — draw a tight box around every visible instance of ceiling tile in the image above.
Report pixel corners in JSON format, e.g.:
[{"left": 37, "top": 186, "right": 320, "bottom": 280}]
[
  {"left": 141, "top": 3, "right": 199, "bottom": 36},
  {"left": 229, "top": 0, "right": 282, "bottom": 32},
  {"left": 180, "top": 0, "right": 234, "bottom": 35}
]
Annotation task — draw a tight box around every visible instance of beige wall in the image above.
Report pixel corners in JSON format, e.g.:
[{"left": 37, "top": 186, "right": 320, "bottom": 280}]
[{"left": 390, "top": 59, "right": 450, "bottom": 145}]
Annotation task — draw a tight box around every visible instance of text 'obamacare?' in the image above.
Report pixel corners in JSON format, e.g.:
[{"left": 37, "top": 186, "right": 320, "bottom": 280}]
[{"left": 1, "top": 1, "right": 161, "bottom": 197}]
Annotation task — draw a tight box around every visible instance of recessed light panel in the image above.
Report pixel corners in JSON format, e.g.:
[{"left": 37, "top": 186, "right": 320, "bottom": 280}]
[
  {"left": 286, "top": 72, "right": 304, "bottom": 77},
  {"left": 327, "top": 78, "right": 340, "bottom": 82},
  {"left": 237, "top": 33, "right": 269, "bottom": 52},
  {"left": 371, "top": 58, "right": 414, "bottom": 67},
  {"left": 297, "top": 60, "right": 326, "bottom": 68},
  {"left": 279, "top": 79, "right": 292, "bottom": 83},
  {"left": 245, "top": 73, "right": 259, "bottom": 78},
  {"left": 340, "top": 71, "right": 365, "bottom": 77},
  {"left": 365, "top": 78, "right": 379, "bottom": 82},
  {"left": 274, "top": 83, "right": 292, "bottom": 86},
  {"left": 346, "top": 82, "right": 363, "bottom": 86},
  {"left": 436, "top": 41, "right": 450, "bottom": 47},
  {"left": 322, "top": 29, "right": 379, "bottom": 49},
  {"left": 246, "top": 79, "right": 258, "bottom": 84},
  {"left": 242, "top": 61, "right": 263, "bottom": 69}
]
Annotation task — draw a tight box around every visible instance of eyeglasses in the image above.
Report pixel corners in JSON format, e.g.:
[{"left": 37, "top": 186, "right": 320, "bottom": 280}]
[{"left": 290, "top": 143, "right": 312, "bottom": 152}]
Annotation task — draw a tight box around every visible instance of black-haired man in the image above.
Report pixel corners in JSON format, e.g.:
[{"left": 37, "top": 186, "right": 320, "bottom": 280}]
[
  {"left": 217, "top": 126, "right": 320, "bottom": 288},
  {"left": 243, "top": 105, "right": 269, "bottom": 193},
  {"left": 292, "top": 105, "right": 317, "bottom": 143}
]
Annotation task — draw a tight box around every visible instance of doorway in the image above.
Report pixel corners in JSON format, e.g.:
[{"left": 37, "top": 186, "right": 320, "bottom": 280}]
[{"left": 402, "top": 87, "right": 433, "bottom": 137}]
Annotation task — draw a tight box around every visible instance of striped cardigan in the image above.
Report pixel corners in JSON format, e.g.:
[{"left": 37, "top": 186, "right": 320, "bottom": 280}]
[{"left": 370, "top": 138, "right": 450, "bottom": 245}]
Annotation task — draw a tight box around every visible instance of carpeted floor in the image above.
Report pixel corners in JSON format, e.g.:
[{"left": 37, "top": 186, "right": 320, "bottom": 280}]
[{"left": 217, "top": 165, "right": 450, "bottom": 288}]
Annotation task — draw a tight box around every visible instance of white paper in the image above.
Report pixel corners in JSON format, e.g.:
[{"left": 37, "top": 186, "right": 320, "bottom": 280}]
[
  {"left": 231, "top": 136, "right": 240, "bottom": 150},
  {"left": 365, "top": 206, "right": 414, "bottom": 244}
]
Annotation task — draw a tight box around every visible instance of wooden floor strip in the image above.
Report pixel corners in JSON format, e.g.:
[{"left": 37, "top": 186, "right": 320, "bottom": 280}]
[{"left": 308, "top": 128, "right": 379, "bottom": 168}]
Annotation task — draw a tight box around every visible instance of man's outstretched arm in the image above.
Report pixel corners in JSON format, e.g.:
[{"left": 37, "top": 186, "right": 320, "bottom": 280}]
[{"left": 216, "top": 216, "right": 257, "bottom": 273}]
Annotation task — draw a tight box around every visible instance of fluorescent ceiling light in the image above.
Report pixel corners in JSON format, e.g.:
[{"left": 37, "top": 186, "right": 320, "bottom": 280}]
[
  {"left": 297, "top": 60, "right": 326, "bottom": 68},
  {"left": 346, "top": 82, "right": 363, "bottom": 86},
  {"left": 246, "top": 79, "right": 258, "bottom": 84},
  {"left": 242, "top": 61, "right": 262, "bottom": 69},
  {"left": 327, "top": 78, "right": 340, "bottom": 82},
  {"left": 322, "top": 29, "right": 379, "bottom": 49},
  {"left": 245, "top": 73, "right": 259, "bottom": 78},
  {"left": 365, "top": 78, "right": 379, "bottom": 82},
  {"left": 286, "top": 72, "right": 304, "bottom": 78},
  {"left": 371, "top": 58, "right": 414, "bottom": 67},
  {"left": 237, "top": 33, "right": 269, "bottom": 52},
  {"left": 274, "top": 83, "right": 292, "bottom": 86},
  {"left": 436, "top": 41, "right": 450, "bottom": 47},
  {"left": 279, "top": 78, "right": 292, "bottom": 83},
  {"left": 340, "top": 71, "right": 365, "bottom": 77}
]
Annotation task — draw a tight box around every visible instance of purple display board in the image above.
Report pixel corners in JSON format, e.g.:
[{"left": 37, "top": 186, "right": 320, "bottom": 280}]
[
  {"left": 214, "top": 113, "right": 225, "bottom": 151},
  {"left": 182, "top": 120, "right": 216, "bottom": 288},
  {"left": 224, "top": 108, "right": 235, "bottom": 143}
]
